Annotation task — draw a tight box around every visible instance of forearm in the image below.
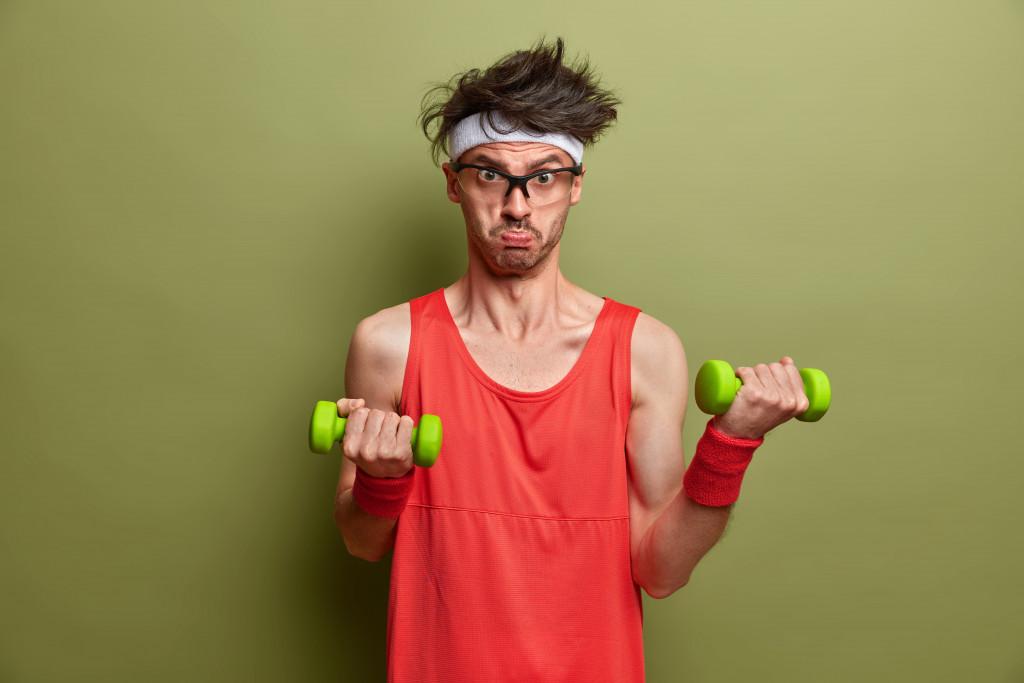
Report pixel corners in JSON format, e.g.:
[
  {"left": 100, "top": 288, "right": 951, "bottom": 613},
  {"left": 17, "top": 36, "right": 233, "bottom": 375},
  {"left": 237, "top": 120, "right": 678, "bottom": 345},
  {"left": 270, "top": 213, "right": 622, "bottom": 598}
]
[
  {"left": 334, "top": 488, "right": 399, "bottom": 562},
  {"left": 633, "top": 420, "right": 762, "bottom": 598},
  {"left": 633, "top": 492, "right": 731, "bottom": 599}
]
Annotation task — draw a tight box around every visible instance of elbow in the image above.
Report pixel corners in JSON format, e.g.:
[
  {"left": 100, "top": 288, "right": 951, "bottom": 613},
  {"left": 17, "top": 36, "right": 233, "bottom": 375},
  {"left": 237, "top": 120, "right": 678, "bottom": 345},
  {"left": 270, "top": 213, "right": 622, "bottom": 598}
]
[
  {"left": 344, "top": 538, "right": 387, "bottom": 563},
  {"left": 337, "top": 520, "right": 388, "bottom": 562},
  {"left": 333, "top": 489, "right": 397, "bottom": 562},
  {"left": 643, "top": 579, "right": 687, "bottom": 600},
  {"left": 334, "top": 508, "right": 383, "bottom": 562},
  {"left": 334, "top": 510, "right": 391, "bottom": 563},
  {"left": 644, "top": 585, "right": 673, "bottom": 600},
  {"left": 636, "top": 569, "right": 691, "bottom": 600},
  {"left": 335, "top": 520, "right": 387, "bottom": 564}
]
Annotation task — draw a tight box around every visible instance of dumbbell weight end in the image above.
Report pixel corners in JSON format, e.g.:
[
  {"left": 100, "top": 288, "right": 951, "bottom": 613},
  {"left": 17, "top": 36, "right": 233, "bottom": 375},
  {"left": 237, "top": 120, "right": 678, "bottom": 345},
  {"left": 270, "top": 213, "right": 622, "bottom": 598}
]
[{"left": 795, "top": 368, "right": 830, "bottom": 422}]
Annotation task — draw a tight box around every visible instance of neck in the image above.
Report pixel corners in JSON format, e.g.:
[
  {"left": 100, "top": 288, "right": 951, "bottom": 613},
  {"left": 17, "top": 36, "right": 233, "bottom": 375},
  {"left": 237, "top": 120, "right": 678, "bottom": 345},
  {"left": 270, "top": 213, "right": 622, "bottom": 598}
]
[{"left": 448, "top": 244, "right": 584, "bottom": 337}]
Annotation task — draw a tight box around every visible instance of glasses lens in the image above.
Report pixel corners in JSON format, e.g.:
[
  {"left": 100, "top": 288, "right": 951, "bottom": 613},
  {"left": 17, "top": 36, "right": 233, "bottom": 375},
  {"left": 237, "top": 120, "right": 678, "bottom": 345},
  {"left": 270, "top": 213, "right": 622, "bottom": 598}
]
[
  {"left": 457, "top": 168, "right": 575, "bottom": 205},
  {"left": 457, "top": 167, "right": 506, "bottom": 203},
  {"left": 526, "top": 170, "right": 574, "bottom": 205}
]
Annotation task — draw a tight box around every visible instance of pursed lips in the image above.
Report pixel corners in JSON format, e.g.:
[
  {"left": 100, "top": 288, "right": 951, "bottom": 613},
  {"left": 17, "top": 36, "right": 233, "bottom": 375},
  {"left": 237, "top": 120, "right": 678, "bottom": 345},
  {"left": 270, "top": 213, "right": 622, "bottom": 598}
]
[{"left": 501, "top": 231, "right": 534, "bottom": 246}]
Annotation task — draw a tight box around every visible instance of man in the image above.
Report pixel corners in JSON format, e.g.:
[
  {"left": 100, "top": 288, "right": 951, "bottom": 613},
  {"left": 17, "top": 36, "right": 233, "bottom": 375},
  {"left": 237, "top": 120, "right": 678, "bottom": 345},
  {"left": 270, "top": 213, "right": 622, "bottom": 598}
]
[{"left": 333, "top": 38, "right": 809, "bottom": 681}]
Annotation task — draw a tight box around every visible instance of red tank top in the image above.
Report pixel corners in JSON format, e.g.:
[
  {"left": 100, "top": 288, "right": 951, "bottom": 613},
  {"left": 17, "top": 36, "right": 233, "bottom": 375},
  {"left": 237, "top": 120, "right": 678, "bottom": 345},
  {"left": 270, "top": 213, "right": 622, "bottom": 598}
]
[{"left": 390, "top": 288, "right": 645, "bottom": 682}]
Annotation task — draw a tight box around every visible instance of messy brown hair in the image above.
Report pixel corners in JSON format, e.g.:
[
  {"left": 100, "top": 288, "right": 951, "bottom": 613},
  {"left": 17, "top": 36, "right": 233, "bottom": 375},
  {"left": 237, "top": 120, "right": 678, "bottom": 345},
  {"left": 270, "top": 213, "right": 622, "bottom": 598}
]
[{"left": 419, "top": 37, "right": 621, "bottom": 164}]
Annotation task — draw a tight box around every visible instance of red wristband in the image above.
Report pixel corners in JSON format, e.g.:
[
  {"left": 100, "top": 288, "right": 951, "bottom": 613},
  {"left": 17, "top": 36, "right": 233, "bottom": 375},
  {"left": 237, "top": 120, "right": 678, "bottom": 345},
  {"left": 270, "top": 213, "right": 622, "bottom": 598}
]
[
  {"left": 683, "top": 419, "right": 763, "bottom": 507},
  {"left": 352, "top": 468, "right": 415, "bottom": 518}
]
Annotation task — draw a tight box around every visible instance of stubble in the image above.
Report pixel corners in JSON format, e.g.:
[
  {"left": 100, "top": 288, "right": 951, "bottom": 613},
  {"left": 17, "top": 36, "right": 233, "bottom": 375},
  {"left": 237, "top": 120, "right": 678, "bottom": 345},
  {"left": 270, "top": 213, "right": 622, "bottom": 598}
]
[{"left": 466, "top": 205, "right": 569, "bottom": 274}]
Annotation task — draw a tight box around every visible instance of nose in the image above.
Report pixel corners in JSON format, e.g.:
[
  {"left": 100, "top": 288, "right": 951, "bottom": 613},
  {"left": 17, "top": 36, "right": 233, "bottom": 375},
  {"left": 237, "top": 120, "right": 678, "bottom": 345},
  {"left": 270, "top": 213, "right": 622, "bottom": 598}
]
[{"left": 501, "top": 185, "right": 532, "bottom": 221}]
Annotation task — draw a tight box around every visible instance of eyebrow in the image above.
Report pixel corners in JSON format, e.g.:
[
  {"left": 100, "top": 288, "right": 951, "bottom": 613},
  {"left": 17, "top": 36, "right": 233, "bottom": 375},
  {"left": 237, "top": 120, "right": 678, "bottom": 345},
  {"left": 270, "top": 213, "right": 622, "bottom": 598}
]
[{"left": 466, "top": 153, "right": 570, "bottom": 173}]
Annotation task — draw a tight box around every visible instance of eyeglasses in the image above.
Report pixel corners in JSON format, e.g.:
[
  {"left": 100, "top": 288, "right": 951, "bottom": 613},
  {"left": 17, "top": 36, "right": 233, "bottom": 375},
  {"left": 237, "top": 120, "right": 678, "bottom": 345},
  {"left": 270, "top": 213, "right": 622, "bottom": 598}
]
[{"left": 449, "top": 162, "right": 583, "bottom": 206}]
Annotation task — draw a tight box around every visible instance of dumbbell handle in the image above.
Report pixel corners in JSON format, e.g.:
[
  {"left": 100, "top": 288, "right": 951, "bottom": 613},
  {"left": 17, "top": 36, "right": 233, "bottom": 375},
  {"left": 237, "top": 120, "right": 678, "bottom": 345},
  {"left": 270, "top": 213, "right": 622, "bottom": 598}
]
[
  {"left": 694, "top": 360, "right": 831, "bottom": 423},
  {"left": 308, "top": 400, "right": 443, "bottom": 467},
  {"left": 325, "top": 416, "right": 427, "bottom": 450}
]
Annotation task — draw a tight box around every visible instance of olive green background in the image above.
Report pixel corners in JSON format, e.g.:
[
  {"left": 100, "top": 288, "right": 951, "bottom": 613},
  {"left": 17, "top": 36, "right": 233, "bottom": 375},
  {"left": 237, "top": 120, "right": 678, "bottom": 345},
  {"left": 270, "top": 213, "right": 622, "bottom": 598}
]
[{"left": 2, "top": 1, "right": 1022, "bottom": 681}]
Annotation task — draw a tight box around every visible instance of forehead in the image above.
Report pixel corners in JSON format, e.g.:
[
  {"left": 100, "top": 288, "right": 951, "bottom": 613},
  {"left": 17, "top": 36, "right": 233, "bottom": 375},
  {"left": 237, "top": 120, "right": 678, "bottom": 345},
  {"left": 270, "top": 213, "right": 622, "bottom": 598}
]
[{"left": 460, "top": 142, "right": 573, "bottom": 169}]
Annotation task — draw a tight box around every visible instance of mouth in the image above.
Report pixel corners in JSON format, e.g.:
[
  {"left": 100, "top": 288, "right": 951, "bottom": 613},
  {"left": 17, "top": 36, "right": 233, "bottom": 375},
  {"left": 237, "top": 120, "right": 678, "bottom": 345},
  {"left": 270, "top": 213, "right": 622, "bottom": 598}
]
[{"left": 500, "top": 231, "right": 534, "bottom": 246}]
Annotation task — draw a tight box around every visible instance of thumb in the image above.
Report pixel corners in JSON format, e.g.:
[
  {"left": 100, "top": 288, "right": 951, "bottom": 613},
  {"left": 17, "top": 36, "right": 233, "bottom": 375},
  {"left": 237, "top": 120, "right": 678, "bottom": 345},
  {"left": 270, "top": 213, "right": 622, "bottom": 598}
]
[{"left": 336, "top": 397, "right": 365, "bottom": 416}]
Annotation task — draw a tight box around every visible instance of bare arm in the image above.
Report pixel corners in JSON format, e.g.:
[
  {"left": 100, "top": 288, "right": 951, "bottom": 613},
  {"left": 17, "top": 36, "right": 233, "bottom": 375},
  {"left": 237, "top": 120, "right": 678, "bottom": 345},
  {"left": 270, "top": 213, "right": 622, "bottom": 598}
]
[
  {"left": 626, "top": 315, "right": 812, "bottom": 598},
  {"left": 626, "top": 314, "right": 731, "bottom": 598},
  {"left": 333, "top": 303, "right": 412, "bottom": 562}
]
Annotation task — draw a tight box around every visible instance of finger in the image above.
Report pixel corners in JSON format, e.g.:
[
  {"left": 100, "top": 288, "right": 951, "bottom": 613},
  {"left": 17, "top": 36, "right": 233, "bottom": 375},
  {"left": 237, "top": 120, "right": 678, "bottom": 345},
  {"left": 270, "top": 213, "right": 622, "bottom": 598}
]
[
  {"left": 732, "top": 365, "right": 769, "bottom": 412},
  {"left": 341, "top": 406, "right": 369, "bottom": 459},
  {"left": 748, "top": 363, "right": 781, "bottom": 407},
  {"left": 780, "top": 356, "right": 795, "bottom": 366},
  {"left": 781, "top": 361, "right": 804, "bottom": 393},
  {"left": 396, "top": 415, "right": 415, "bottom": 453},
  {"left": 335, "top": 397, "right": 365, "bottom": 417},
  {"left": 752, "top": 363, "right": 777, "bottom": 390},
  {"left": 734, "top": 365, "right": 763, "bottom": 390},
  {"left": 782, "top": 362, "right": 809, "bottom": 413},
  {"left": 767, "top": 362, "right": 801, "bottom": 413},
  {"left": 768, "top": 361, "right": 793, "bottom": 389},
  {"left": 362, "top": 409, "right": 387, "bottom": 441},
  {"left": 378, "top": 412, "right": 403, "bottom": 458},
  {"left": 353, "top": 409, "right": 387, "bottom": 462}
]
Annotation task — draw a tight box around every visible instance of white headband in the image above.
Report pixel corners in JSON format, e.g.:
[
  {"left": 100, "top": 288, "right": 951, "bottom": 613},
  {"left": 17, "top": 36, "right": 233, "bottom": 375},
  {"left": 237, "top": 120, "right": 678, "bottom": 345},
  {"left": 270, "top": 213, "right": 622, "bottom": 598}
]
[{"left": 448, "top": 112, "right": 584, "bottom": 165}]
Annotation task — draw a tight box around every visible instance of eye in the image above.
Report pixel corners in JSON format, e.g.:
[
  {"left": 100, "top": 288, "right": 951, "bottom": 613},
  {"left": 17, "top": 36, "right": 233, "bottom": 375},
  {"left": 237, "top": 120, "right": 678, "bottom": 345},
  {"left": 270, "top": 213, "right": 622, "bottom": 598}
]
[
  {"left": 534, "top": 173, "right": 554, "bottom": 185},
  {"left": 478, "top": 169, "right": 501, "bottom": 182}
]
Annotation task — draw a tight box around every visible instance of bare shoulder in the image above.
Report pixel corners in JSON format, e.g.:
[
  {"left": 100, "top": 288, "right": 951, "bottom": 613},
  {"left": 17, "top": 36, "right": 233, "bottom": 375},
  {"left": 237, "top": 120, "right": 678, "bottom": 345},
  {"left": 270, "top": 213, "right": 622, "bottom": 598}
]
[
  {"left": 630, "top": 312, "right": 688, "bottom": 407},
  {"left": 631, "top": 313, "right": 686, "bottom": 366},
  {"left": 351, "top": 302, "right": 411, "bottom": 352},
  {"left": 345, "top": 302, "right": 412, "bottom": 411}
]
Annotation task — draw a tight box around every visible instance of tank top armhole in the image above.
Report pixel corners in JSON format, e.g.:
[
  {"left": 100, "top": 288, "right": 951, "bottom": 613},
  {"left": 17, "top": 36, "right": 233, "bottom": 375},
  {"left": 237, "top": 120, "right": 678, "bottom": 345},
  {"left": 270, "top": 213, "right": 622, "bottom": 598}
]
[
  {"left": 400, "top": 291, "right": 433, "bottom": 415},
  {"left": 610, "top": 301, "right": 642, "bottom": 437}
]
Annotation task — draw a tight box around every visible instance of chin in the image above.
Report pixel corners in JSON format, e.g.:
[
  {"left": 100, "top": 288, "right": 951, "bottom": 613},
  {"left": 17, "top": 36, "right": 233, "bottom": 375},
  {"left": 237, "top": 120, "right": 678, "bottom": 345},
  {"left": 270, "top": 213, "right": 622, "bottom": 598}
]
[
  {"left": 496, "top": 245, "right": 562, "bottom": 274},
  {"left": 492, "top": 255, "right": 539, "bottom": 274}
]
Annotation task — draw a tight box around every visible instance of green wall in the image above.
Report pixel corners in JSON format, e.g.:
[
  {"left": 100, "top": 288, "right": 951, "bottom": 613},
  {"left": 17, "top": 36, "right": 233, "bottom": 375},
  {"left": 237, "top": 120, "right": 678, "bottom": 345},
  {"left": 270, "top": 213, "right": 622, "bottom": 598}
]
[{"left": 2, "top": 1, "right": 1022, "bottom": 681}]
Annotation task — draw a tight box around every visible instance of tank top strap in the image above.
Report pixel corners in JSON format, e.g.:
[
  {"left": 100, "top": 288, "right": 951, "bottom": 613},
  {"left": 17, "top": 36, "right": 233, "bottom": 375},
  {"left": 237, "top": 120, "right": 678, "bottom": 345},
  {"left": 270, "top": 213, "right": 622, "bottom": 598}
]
[
  {"left": 405, "top": 287, "right": 450, "bottom": 371},
  {"left": 598, "top": 297, "right": 642, "bottom": 347},
  {"left": 593, "top": 297, "right": 641, "bottom": 434}
]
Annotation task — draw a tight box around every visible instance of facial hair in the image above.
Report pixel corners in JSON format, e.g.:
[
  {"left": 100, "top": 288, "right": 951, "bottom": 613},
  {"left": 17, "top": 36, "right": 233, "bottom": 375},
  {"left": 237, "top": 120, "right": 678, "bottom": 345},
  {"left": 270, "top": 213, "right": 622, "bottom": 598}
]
[{"left": 466, "top": 205, "right": 569, "bottom": 274}]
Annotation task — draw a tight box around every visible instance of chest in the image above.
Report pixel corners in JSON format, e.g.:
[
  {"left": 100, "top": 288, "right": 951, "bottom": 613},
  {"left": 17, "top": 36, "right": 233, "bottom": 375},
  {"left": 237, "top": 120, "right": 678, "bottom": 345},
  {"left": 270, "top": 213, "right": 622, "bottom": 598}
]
[{"left": 459, "top": 325, "right": 595, "bottom": 392}]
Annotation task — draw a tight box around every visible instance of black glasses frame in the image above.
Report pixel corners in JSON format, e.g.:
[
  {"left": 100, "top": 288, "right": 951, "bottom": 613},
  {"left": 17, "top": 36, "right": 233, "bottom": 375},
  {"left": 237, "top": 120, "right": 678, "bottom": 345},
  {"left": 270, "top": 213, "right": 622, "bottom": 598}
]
[{"left": 449, "top": 162, "right": 583, "bottom": 201}]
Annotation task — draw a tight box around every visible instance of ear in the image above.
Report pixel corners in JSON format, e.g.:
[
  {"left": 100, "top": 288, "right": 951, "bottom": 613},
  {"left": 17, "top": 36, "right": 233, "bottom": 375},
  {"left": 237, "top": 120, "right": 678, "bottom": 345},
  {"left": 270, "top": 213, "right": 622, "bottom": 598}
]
[
  {"left": 442, "top": 162, "right": 461, "bottom": 204},
  {"left": 569, "top": 164, "right": 586, "bottom": 206}
]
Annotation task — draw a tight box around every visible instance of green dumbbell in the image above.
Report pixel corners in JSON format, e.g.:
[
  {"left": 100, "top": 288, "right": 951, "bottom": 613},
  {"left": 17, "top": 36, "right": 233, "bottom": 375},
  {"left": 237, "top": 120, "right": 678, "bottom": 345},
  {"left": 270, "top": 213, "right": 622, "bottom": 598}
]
[
  {"left": 694, "top": 360, "right": 831, "bottom": 422},
  {"left": 307, "top": 400, "right": 443, "bottom": 468}
]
